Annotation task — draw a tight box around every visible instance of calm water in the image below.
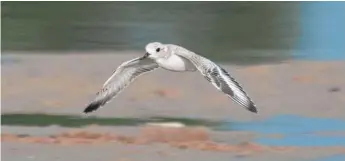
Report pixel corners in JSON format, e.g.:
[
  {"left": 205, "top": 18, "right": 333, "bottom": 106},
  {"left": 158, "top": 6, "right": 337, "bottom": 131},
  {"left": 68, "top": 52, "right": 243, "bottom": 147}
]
[
  {"left": 1, "top": 114, "right": 218, "bottom": 127},
  {"left": 217, "top": 115, "right": 345, "bottom": 146},
  {"left": 2, "top": 2, "right": 299, "bottom": 64},
  {"left": 2, "top": 2, "right": 344, "bottom": 63}
]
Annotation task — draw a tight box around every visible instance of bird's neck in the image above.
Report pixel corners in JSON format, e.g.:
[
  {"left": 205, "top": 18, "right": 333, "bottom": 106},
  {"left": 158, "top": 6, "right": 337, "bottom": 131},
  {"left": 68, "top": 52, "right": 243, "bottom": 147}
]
[{"left": 170, "top": 44, "right": 196, "bottom": 59}]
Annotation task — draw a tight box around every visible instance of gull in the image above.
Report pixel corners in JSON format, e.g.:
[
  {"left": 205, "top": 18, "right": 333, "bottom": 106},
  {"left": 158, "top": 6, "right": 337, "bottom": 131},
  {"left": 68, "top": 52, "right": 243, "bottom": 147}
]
[{"left": 83, "top": 42, "right": 258, "bottom": 114}]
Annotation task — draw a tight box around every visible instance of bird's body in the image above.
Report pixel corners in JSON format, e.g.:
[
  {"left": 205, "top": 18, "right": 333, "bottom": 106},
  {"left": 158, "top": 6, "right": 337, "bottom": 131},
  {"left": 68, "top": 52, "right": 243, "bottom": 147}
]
[
  {"left": 156, "top": 54, "right": 197, "bottom": 72},
  {"left": 84, "top": 42, "right": 258, "bottom": 114}
]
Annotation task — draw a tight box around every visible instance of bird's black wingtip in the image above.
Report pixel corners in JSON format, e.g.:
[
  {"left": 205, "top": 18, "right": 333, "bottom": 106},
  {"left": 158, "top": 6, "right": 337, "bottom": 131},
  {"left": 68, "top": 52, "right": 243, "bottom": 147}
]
[
  {"left": 247, "top": 104, "right": 258, "bottom": 114},
  {"left": 83, "top": 102, "right": 102, "bottom": 114}
]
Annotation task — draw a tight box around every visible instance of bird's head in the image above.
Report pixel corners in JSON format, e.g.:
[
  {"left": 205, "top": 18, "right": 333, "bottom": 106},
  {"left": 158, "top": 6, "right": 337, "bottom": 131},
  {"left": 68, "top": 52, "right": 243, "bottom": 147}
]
[{"left": 143, "top": 42, "right": 166, "bottom": 60}]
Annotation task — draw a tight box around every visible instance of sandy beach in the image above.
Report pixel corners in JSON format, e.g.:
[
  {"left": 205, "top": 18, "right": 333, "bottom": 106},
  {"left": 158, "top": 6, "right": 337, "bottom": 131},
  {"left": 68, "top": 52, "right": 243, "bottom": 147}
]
[{"left": 2, "top": 52, "right": 345, "bottom": 161}]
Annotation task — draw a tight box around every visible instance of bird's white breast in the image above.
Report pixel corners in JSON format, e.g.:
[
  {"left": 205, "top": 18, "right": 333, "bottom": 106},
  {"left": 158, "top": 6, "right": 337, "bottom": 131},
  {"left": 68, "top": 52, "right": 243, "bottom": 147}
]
[{"left": 156, "top": 54, "right": 196, "bottom": 72}]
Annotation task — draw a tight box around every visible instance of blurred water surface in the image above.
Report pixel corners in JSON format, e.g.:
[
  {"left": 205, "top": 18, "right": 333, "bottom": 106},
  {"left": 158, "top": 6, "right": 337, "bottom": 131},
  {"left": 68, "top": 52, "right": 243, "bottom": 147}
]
[
  {"left": 217, "top": 115, "right": 345, "bottom": 146},
  {"left": 1, "top": 2, "right": 344, "bottom": 63},
  {"left": 2, "top": 2, "right": 299, "bottom": 64}
]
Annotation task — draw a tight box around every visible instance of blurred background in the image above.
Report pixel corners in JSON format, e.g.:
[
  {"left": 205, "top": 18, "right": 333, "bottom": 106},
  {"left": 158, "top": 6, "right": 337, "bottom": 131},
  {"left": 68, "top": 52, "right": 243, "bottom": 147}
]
[
  {"left": 2, "top": 1, "right": 344, "bottom": 63},
  {"left": 2, "top": 2, "right": 345, "bottom": 161}
]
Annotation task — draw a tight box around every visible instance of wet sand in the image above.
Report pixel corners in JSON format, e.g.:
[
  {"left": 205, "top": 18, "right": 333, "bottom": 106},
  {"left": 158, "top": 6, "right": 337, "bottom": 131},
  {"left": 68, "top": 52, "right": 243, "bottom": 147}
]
[
  {"left": 2, "top": 52, "right": 345, "bottom": 160},
  {"left": 2, "top": 125, "right": 345, "bottom": 161}
]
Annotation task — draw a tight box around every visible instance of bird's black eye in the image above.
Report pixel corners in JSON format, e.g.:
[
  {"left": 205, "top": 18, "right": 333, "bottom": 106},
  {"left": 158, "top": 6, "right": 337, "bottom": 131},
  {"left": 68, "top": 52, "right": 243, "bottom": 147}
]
[{"left": 156, "top": 48, "right": 160, "bottom": 52}]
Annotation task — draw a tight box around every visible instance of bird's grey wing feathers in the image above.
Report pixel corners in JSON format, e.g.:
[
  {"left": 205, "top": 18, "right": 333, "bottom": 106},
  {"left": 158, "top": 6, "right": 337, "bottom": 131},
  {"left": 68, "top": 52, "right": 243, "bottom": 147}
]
[
  {"left": 204, "top": 64, "right": 257, "bottom": 113},
  {"left": 83, "top": 57, "right": 159, "bottom": 113},
  {"left": 172, "top": 47, "right": 258, "bottom": 113}
]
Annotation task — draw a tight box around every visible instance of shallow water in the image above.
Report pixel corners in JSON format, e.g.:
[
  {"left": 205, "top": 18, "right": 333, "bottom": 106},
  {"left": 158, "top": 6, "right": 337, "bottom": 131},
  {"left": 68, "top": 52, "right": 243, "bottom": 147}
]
[
  {"left": 0, "top": 114, "right": 218, "bottom": 127},
  {"left": 217, "top": 115, "right": 345, "bottom": 146},
  {"left": 297, "top": 2, "right": 345, "bottom": 61}
]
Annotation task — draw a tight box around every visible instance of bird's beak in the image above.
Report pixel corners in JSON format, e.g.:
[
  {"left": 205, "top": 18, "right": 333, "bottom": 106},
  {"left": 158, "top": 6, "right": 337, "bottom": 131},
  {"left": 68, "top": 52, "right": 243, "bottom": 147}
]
[{"left": 140, "top": 52, "right": 150, "bottom": 60}]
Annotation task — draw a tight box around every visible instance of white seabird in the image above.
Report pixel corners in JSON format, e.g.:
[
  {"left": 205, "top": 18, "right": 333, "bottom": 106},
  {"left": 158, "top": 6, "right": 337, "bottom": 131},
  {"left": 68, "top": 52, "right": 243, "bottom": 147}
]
[{"left": 83, "top": 42, "right": 258, "bottom": 114}]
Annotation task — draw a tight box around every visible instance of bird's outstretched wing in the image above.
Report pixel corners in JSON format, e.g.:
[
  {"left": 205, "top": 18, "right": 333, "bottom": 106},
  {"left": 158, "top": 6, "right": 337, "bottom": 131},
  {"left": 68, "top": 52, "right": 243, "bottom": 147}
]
[
  {"left": 171, "top": 46, "right": 258, "bottom": 113},
  {"left": 83, "top": 57, "right": 159, "bottom": 113},
  {"left": 202, "top": 64, "right": 258, "bottom": 113}
]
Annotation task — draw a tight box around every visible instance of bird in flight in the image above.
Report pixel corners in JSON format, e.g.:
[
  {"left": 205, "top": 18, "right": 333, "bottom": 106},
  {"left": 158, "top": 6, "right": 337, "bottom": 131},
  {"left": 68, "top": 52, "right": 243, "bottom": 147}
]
[{"left": 83, "top": 42, "right": 258, "bottom": 114}]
